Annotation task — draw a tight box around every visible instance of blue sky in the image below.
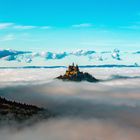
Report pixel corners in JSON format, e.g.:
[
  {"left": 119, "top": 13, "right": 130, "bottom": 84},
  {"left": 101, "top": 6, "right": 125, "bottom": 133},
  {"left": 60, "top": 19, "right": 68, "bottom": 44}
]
[{"left": 0, "top": 0, "right": 140, "bottom": 66}]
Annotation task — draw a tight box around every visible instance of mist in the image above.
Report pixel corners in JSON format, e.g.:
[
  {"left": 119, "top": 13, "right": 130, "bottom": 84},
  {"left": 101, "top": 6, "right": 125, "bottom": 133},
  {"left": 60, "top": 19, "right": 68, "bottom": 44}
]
[{"left": 0, "top": 68, "right": 140, "bottom": 140}]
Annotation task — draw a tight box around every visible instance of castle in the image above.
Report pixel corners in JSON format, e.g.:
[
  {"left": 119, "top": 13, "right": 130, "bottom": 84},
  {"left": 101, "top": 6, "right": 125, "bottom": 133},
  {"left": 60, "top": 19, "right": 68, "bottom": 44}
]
[
  {"left": 65, "top": 63, "right": 81, "bottom": 77},
  {"left": 56, "top": 63, "right": 98, "bottom": 82}
]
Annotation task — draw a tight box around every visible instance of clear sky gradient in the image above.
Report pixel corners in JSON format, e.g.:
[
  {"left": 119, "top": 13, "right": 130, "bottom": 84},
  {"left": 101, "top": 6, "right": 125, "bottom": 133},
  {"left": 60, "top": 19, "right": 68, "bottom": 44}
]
[{"left": 0, "top": 0, "right": 140, "bottom": 66}]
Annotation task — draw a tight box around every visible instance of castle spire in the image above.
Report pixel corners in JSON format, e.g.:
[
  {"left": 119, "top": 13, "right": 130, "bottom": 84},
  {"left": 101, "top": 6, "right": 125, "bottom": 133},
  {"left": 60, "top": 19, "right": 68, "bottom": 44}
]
[
  {"left": 72, "top": 62, "right": 74, "bottom": 66},
  {"left": 76, "top": 64, "right": 79, "bottom": 71}
]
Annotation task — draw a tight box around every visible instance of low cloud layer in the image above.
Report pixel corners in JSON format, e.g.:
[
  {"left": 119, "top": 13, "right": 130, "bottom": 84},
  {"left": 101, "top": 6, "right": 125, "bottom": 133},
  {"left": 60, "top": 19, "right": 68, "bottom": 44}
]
[
  {"left": 1, "top": 118, "right": 140, "bottom": 140},
  {"left": 0, "top": 68, "right": 140, "bottom": 140}
]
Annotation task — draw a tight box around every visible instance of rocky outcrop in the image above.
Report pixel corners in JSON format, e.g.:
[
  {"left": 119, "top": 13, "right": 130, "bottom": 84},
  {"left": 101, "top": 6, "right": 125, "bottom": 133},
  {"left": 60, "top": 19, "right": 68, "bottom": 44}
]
[{"left": 56, "top": 63, "right": 99, "bottom": 82}]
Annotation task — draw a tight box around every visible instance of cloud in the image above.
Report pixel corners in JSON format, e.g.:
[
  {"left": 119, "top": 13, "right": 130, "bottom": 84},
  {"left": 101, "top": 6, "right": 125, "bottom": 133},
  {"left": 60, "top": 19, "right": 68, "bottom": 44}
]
[
  {"left": 0, "top": 49, "right": 139, "bottom": 64},
  {"left": 25, "top": 57, "right": 32, "bottom": 63},
  {"left": 52, "top": 52, "right": 68, "bottom": 59},
  {"left": 13, "top": 25, "right": 36, "bottom": 29},
  {"left": 40, "top": 26, "right": 52, "bottom": 29},
  {"left": 13, "top": 25, "right": 53, "bottom": 30},
  {"left": 87, "top": 49, "right": 123, "bottom": 62},
  {"left": 111, "top": 49, "right": 121, "bottom": 60},
  {"left": 0, "top": 49, "right": 31, "bottom": 61},
  {"left": 4, "top": 49, "right": 97, "bottom": 63},
  {"left": 0, "top": 34, "right": 16, "bottom": 41},
  {"left": 133, "top": 51, "right": 140, "bottom": 54},
  {"left": 72, "top": 23, "right": 92, "bottom": 28},
  {"left": 0, "top": 23, "right": 14, "bottom": 29},
  {"left": 0, "top": 22, "right": 52, "bottom": 30},
  {"left": 39, "top": 51, "right": 67, "bottom": 60},
  {"left": 0, "top": 68, "right": 140, "bottom": 140},
  {"left": 1, "top": 118, "right": 140, "bottom": 140},
  {"left": 70, "top": 50, "right": 96, "bottom": 56},
  {"left": 89, "top": 55, "right": 104, "bottom": 61},
  {"left": 36, "top": 50, "right": 95, "bottom": 61},
  {"left": 2, "top": 55, "right": 17, "bottom": 61},
  {"left": 101, "top": 51, "right": 111, "bottom": 54}
]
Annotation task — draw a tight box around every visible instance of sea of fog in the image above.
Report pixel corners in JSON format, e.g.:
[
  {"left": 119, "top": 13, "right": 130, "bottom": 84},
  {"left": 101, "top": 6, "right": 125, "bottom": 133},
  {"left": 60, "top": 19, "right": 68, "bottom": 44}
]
[{"left": 0, "top": 68, "right": 140, "bottom": 140}]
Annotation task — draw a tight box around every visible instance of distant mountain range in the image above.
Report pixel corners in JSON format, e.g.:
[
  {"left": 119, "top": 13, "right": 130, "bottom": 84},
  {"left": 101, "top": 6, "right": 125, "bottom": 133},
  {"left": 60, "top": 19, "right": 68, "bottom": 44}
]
[
  {"left": 0, "top": 49, "right": 140, "bottom": 65},
  {"left": 0, "top": 64, "right": 139, "bottom": 69}
]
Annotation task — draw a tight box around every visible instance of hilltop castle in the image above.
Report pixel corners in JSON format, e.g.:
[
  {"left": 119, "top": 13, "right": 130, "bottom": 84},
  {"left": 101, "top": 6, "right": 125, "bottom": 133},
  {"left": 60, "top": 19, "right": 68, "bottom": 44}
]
[
  {"left": 56, "top": 63, "right": 98, "bottom": 82},
  {"left": 65, "top": 63, "right": 81, "bottom": 76}
]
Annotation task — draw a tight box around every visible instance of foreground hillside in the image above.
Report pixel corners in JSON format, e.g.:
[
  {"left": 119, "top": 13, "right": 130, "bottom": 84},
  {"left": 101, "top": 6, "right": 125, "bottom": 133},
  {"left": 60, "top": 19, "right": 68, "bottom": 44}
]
[{"left": 0, "top": 97, "right": 52, "bottom": 127}]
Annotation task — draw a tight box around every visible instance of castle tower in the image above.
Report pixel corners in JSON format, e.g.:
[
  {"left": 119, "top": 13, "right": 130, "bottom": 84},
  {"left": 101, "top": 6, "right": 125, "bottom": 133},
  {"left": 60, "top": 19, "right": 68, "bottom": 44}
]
[
  {"left": 72, "top": 62, "right": 74, "bottom": 67},
  {"left": 75, "top": 64, "right": 79, "bottom": 72}
]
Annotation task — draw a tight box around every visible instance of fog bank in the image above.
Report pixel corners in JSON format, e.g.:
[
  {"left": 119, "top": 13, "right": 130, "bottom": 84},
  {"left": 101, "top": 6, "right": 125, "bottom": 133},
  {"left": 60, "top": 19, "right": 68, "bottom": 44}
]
[{"left": 0, "top": 68, "right": 140, "bottom": 140}]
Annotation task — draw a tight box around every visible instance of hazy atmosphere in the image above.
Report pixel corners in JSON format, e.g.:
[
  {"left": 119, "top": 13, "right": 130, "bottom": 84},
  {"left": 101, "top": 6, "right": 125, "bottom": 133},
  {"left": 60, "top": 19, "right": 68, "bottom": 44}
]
[
  {"left": 0, "top": 68, "right": 140, "bottom": 140},
  {"left": 0, "top": 0, "right": 140, "bottom": 139}
]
